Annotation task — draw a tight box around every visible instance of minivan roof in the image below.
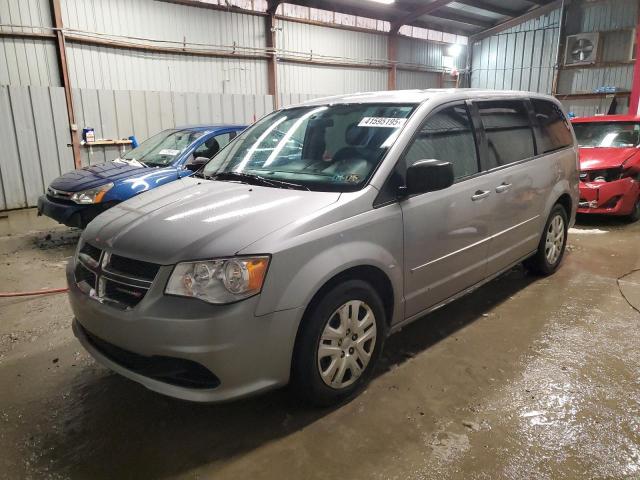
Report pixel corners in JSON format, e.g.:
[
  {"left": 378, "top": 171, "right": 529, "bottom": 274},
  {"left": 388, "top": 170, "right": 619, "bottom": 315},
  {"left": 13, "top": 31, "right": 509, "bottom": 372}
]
[{"left": 289, "top": 88, "right": 558, "bottom": 108}]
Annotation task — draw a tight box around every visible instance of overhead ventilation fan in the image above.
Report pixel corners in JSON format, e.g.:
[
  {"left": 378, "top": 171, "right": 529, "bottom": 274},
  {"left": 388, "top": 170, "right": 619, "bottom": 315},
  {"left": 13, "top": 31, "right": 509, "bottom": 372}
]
[{"left": 564, "top": 33, "right": 599, "bottom": 66}]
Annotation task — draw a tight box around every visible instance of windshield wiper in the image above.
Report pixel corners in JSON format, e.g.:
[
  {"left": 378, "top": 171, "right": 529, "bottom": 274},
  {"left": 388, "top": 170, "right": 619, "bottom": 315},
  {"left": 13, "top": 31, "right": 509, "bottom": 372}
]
[{"left": 210, "top": 171, "right": 309, "bottom": 191}]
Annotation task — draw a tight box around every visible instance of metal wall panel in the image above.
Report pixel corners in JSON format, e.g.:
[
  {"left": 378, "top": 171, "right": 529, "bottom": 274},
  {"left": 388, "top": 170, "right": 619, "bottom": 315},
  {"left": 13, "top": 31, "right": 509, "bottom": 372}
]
[
  {"left": 278, "top": 92, "right": 316, "bottom": 108},
  {"left": 560, "top": 96, "right": 629, "bottom": 118},
  {"left": 471, "top": 9, "right": 560, "bottom": 93},
  {"left": 0, "top": 0, "right": 54, "bottom": 33},
  {"left": 277, "top": 62, "right": 387, "bottom": 95},
  {"left": 0, "top": 86, "right": 73, "bottom": 210},
  {"left": 65, "top": 42, "right": 269, "bottom": 94},
  {"left": 565, "top": 0, "right": 638, "bottom": 33},
  {"left": 397, "top": 37, "right": 467, "bottom": 71},
  {"left": 60, "top": 0, "right": 266, "bottom": 50},
  {"left": 278, "top": 19, "right": 388, "bottom": 64},
  {"left": 557, "top": 65, "right": 635, "bottom": 94},
  {"left": 396, "top": 70, "right": 441, "bottom": 89},
  {"left": 0, "top": 37, "right": 61, "bottom": 86}
]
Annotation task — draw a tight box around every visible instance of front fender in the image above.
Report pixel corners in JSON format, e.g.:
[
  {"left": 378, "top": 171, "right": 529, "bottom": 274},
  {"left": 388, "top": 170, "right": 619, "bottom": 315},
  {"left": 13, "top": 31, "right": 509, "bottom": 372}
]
[
  {"left": 111, "top": 167, "right": 179, "bottom": 200},
  {"left": 254, "top": 204, "right": 404, "bottom": 326}
]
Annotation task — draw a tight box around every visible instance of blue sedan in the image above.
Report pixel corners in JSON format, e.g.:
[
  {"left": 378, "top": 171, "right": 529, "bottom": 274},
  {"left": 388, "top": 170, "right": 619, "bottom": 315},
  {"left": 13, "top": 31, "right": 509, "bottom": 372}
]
[{"left": 37, "top": 125, "right": 246, "bottom": 228}]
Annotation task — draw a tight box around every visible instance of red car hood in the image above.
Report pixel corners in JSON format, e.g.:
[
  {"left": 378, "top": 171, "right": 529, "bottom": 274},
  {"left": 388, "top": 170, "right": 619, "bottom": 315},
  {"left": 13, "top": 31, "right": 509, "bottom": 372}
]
[{"left": 579, "top": 147, "right": 638, "bottom": 170}]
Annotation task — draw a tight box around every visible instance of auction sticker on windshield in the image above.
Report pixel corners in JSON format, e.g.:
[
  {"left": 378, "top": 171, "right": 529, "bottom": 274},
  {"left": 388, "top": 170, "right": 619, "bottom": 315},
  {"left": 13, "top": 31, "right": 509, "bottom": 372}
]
[
  {"left": 158, "top": 149, "right": 181, "bottom": 156},
  {"left": 358, "top": 117, "right": 407, "bottom": 128}
]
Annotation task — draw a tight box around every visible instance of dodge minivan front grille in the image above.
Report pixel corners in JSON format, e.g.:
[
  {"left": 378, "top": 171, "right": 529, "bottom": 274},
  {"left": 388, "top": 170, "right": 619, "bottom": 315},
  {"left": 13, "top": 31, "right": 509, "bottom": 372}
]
[
  {"left": 75, "top": 243, "right": 160, "bottom": 309},
  {"left": 108, "top": 254, "right": 160, "bottom": 281}
]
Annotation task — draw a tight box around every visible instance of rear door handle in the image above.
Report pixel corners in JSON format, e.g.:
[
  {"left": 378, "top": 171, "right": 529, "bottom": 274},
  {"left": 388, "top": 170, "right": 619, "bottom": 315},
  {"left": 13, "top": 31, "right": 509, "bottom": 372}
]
[
  {"left": 471, "top": 190, "right": 490, "bottom": 201},
  {"left": 495, "top": 183, "right": 512, "bottom": 193}
]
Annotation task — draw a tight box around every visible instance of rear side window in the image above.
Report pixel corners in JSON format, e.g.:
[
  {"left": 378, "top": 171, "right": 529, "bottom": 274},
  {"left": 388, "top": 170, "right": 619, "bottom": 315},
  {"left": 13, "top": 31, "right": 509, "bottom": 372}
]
[
  {"left": 531, "top": 99, "right": 573, "bottom": 153},
  {"left": 477, "top": 100, "right": 535, "bottom": 168},
  {"left": 403, "top": 104, "right": 479, "bottom": 180}
]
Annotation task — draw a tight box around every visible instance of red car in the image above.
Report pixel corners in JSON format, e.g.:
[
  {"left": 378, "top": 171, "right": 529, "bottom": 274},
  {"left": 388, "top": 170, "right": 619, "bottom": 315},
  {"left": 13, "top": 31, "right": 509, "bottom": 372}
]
[{"left": 572, "top": 115, "right": 640, "bottom": 221}]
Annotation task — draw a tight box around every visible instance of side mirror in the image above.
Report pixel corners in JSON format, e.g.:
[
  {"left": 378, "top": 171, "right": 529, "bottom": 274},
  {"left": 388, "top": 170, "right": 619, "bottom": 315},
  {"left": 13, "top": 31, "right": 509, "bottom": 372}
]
[
  {"left": 401, "top": 159, "right": 454, "bottom": 197},
  {"left": 184, "top": 156, "right": 210, "bottom": 172}
]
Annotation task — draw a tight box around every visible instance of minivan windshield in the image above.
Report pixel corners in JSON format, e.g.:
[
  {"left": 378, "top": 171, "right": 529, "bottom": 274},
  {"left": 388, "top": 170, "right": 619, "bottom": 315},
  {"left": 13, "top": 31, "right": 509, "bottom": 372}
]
[
  {"left": 573, "top": 121, "right": 640, "bottom": 148},
  {"left": 202, "top": 104, "right": 416, "bottom": 192},
  {"left": 122, "top": 129, "right": 206, "bottom": 166}
]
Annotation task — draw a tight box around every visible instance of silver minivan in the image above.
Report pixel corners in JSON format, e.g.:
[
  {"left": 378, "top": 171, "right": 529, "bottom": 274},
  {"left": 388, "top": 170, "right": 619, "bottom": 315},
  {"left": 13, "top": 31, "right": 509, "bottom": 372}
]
[{"left": 68, "top": 89, "right": 579, "bottom": 405}]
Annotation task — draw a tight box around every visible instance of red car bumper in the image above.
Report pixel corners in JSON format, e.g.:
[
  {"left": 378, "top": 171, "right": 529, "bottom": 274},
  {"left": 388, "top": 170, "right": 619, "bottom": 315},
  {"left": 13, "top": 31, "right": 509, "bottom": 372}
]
[{"left": 578, "top": 177, "right": 639, "bottom": 216}]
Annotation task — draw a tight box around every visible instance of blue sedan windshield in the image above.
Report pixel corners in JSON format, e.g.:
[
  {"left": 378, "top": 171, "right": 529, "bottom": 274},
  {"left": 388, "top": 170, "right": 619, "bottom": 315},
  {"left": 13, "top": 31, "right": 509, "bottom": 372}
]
[
  {"left": 203, "top": 104, "right": 416, "bottom": 192},
  {"left": 123, "top": 129, "right": 205, "bottom": 166}
]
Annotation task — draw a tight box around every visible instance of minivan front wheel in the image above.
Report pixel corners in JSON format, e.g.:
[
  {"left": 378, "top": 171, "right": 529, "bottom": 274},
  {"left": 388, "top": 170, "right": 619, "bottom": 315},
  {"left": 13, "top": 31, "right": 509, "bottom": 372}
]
[
  {"left": 292, "top": 279, "right": 386, "bottom": 406},
  {"left": 526, "top": 204, "right": 568, "bottom": 275}
]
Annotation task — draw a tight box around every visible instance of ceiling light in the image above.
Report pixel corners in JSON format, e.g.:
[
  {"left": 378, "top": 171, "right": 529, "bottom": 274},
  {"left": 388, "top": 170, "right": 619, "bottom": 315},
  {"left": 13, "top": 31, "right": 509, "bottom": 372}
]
[
  {"left": 448, "top": 44, "right": 462, "bottom": 57},
  {"left": 364, "top": 0, "right": 395, "bottom": 4}
]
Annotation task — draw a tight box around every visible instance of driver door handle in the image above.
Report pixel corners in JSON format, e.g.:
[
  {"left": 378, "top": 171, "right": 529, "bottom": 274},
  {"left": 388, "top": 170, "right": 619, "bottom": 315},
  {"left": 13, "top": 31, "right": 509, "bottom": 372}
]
[
  {"left": 495, "top": 183, "right": 512, "bottom": 193},
  {"left": 471, "top": 190, "right": 490, "bottom": 201}
]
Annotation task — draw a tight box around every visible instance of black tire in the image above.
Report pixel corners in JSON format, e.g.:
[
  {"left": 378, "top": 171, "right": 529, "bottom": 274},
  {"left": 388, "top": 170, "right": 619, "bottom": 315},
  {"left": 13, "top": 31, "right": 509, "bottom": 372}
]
[
  {"left": 291, "top": 279, "right": 387, "bottom": 407},
  {"left": 627, "top": 198, "right": 640, "bottom": 223},
  {"left": 525, "top": 204, "right": 569, "bottom": 276}
]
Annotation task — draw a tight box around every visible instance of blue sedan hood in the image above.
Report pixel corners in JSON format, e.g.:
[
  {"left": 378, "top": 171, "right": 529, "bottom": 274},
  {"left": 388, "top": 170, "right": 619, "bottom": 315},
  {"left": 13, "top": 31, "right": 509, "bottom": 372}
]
[{"left": 49, "top": 160, "right": 149, "bottom": 192}]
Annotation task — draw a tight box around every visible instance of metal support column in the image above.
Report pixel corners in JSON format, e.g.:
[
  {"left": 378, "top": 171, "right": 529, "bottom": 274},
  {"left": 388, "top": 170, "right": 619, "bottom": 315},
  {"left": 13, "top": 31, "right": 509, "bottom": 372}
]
[
  {"left": 50, "top": 0, "right": 82, "bottom": 169},
  {"left": 388, "top": 32, "right": 398, "bottom": 90},
  {"left": 266, "top": 1, "right": 280, "bottom": 110}
]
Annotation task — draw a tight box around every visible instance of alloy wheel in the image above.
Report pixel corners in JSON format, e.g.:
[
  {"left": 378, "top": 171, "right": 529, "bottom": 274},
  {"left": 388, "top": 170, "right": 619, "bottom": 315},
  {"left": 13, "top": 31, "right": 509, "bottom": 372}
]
[{"left": 545, "top": 214, "right": 565, "bottom": 265}]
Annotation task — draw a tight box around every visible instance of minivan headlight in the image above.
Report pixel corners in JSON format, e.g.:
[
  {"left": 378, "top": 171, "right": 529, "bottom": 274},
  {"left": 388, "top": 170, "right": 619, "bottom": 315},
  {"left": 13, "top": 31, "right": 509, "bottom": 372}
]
[
  {"left": 165, "top": 256, "right": 270, "bottom": 304},
  {"left": 71, "top": 183, "right": 114, "bottom": 204}
]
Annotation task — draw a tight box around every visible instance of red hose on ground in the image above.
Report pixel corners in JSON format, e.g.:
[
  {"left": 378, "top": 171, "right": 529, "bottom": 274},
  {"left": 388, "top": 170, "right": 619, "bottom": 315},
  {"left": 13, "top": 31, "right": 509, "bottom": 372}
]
[{"left": 0, "top": 287, "right": 68, "bottom": 298}]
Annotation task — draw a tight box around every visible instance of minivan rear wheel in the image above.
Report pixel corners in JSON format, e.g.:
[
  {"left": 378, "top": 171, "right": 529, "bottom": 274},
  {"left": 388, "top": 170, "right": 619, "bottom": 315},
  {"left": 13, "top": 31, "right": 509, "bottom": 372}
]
[
  {"left": 291, "top": 279, "right": 386, "bottom": 407},
  {"left": 525, "top": 204, "right": 568, "bottom": 275}
]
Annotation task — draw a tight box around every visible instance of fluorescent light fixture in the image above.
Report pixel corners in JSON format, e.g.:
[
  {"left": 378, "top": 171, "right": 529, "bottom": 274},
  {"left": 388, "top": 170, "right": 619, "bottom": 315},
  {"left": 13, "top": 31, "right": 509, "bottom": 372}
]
[
  {"left": 364, "top": 0, "right": 395, "bottom": 4},
  {"left": 448, "top": 44, "right": 462, "bottom": 57}
]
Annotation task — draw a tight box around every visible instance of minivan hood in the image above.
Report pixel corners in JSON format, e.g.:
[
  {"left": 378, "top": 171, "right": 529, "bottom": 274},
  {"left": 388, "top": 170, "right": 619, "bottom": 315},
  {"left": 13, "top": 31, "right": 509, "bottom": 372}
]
[
  {"left": 579, "top": 147, "right": 638, "bottom": 170},
  {"left": 50, "top": 160, "right": 148, "bottom": 192},
  {"left": 84, "top": 177, "right": 341, "bottom": 263}
]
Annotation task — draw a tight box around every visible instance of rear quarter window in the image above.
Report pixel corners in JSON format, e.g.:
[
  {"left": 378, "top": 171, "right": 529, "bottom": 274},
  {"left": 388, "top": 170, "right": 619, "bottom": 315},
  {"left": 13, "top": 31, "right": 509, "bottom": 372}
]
[
  {"left": 531, "top": 99, "right": 574, "bottom": 154},
  {"left": 477, "top": 100, "right": 535, "bottom": 168}
]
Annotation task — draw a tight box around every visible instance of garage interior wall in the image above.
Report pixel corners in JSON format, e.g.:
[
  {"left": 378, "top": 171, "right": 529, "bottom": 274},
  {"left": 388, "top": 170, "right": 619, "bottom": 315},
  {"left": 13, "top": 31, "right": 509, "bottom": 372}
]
[
  {"left": 470, "top": 0, "right": 638, "bottom": 117},
  {"left": 470, "top": 9, "right": 561, "bottom": 94},
  {"left": 0, "top": 0, "right": 466, "bottom": 211}
]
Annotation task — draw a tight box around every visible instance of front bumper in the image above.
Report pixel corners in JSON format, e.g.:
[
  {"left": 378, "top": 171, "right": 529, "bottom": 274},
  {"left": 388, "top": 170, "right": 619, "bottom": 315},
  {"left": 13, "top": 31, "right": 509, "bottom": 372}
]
[
  {"left": 37, "top": 195, "right": 115, "bottom": 228},
  {"left": 67, "top": 260, "right": 303, "bottom": 402},
  {"left": 577, "top": 178, "right": 639, "bottom": 216}
]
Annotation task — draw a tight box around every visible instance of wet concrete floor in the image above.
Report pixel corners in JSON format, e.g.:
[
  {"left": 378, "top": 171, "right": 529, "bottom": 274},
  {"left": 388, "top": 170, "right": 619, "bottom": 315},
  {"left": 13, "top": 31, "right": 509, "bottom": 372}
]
[{"left": 0, "top": 209, "right": 639, "bottom": 479}]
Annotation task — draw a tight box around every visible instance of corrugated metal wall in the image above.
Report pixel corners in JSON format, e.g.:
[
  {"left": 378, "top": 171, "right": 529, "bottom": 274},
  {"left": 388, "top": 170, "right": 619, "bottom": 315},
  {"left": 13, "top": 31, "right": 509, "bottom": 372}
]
[
  {"left": 0, "top": 0, "right": 53, "bottom": 32},
  {"left": 0, "top": 86, "right": 74, "bottom": 210},
  {"left": 278, "top": 63, "right": 387, "bottom": 96},
  {"left": 65, "top": 43, "right": 269, "bottom": 94},
  {"left": 60, "top": 0, "right": 266, "bottom": 49},
  {"left": 398, "top": 37, "right": 467, "bottom": 71},
  {"left": 61, "top": 0, "right": 269, "bottom": 94},
  {"left": 470, "top": 9, "right": 561, "bottom": 93},
  {"left": 396, "top": 70, "right": 441, "bottom": 89},
  {"left": 0, "top": 37, "right": 61, "bottom": 86},
  {"left": 276, "top": 19, "right": 388, "bottom": 96},
  {"left": 0, "top": 0, "right": 61, "bottom": 86},
  {"left": 278, "top": 19, "right": 388, "bottom": 64}
]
